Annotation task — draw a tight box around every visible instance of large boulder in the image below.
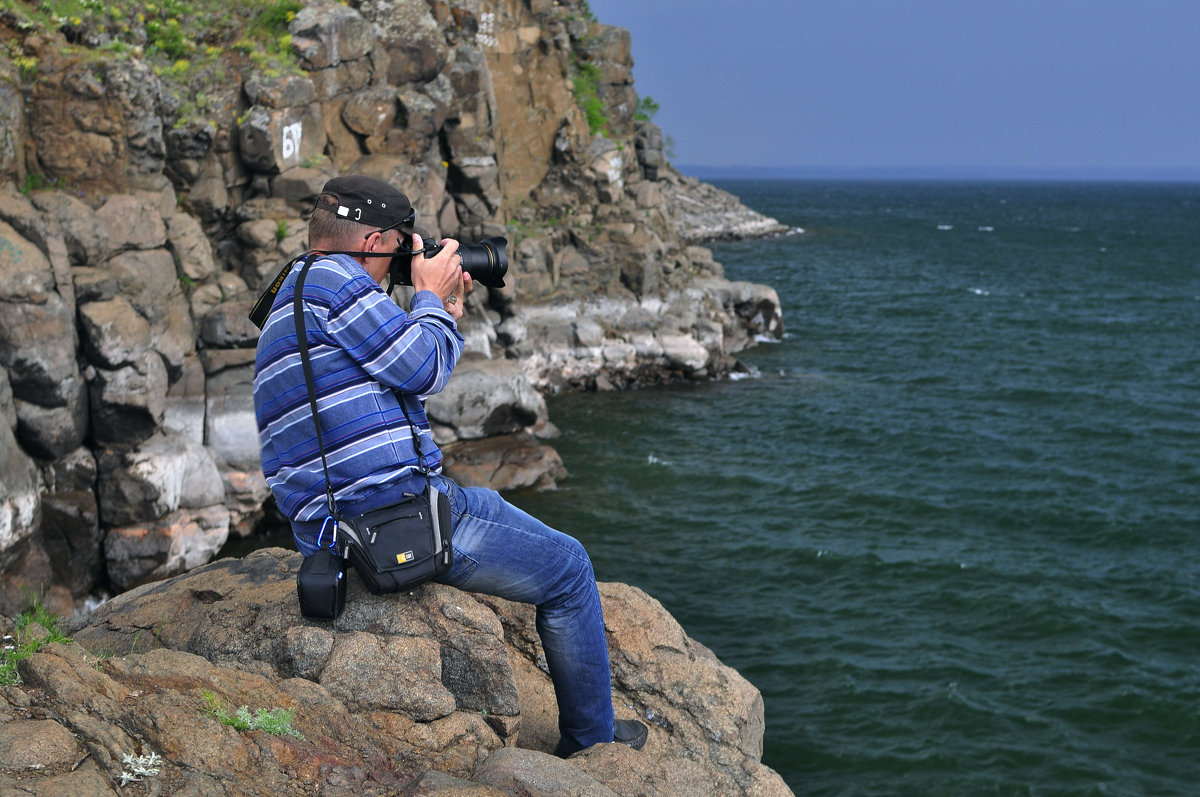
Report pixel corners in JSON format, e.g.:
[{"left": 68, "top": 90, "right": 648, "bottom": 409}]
[
  {"left": 96, "top": 431, "right": 229, "bottom": 590},
  {"left": 95, "top": 193, "right": 168, "bottom": 253},
  {"left": 289, "top": 0, "right": 377, "bottom": 70},
  {"left": 167, "top": 211, "right": 218, "bottom": 283},
  {"left": 426, "top": 355, "right": 546, "bottom": 442},
  {"left": 97, "top": 432, "right": 225, "bottom": 527},
  {"left": 0, "top": 549, "right": 794, "bottom": 796},
  {"left": 442, "top": 432, "right": 567, "bottom": 493}
]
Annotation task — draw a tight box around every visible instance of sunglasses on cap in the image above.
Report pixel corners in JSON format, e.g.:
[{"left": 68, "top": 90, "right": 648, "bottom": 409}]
[{"left": 365, "top": 207, "right": 417, "bottom": 239}]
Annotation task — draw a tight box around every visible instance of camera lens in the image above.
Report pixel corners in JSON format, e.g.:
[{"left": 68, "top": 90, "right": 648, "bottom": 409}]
[{"left": 457, "top": 237, "right": 508, "bottom": 288}]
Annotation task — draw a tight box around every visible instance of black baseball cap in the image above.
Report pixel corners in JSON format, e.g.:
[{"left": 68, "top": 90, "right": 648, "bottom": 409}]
[{"left": 314, "top": 175, "right": 414, "bottom": 229}]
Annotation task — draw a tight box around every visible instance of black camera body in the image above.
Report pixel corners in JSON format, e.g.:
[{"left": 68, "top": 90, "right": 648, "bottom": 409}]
[
  {"left": 391, "top": 236, "right": 509, "bottom": 289},
  {"left": 297, "top": 548, "right": 347, "bottom": 620}
]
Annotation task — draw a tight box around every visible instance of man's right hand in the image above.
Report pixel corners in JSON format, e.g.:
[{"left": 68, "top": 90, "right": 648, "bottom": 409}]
[{"left": 410, "top": 233, "right": 466, "bottom": 315}]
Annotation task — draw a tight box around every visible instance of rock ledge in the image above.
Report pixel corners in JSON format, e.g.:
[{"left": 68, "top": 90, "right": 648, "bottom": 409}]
[{"left": 1, "top": 549, "right": 791, "bottom": 796}]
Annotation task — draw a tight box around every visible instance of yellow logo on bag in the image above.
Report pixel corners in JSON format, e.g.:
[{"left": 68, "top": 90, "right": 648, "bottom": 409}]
[{"left": 396, "top": 551, "right": 414, "bottom": 564}]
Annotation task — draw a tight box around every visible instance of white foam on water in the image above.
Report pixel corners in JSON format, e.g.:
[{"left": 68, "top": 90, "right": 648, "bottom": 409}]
[
  {"left": 646, "top": 454, "right": 671, "bottom": 466},
  {"left": 970, "top": 288, "right": 990, "bottom": 296},
  {"left": 937, "top": 224, "right": 953, "bottom": 231}
]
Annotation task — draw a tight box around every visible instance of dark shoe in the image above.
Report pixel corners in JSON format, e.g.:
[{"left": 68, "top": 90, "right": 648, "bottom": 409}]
[
  {"left": 554, "top": 719, "right": 649, "bottom": 758},
  {"left": 613, "top": 718, "right": 648, "bottom": 751}
]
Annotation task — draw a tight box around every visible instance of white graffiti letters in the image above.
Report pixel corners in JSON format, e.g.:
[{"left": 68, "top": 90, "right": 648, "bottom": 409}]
[{"left": 282, "top": 122, "right": 302, "bottom": 161}]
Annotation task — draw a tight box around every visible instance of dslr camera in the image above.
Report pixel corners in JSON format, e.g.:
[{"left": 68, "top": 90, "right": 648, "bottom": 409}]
[{"left": 392, "top": 236, "right": 509, "bottom": 289}]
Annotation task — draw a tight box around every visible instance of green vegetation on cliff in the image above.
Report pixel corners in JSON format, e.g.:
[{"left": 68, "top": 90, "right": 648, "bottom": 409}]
[
  {"left": 2, "top": 0, "right": 301, "bottom": 61},
  {"left": 2, "top": 0, "right": 302, "bottom": 91},
  {"left": 570, "top": 55, "right": 609, "bottom": 137}
]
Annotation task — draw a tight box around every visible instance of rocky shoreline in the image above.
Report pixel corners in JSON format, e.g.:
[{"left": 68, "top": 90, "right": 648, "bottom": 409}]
[
  {"left": 663, "top": 169, "right": 791, "bottom": 242},
  {"left": 0, "top": 1, "right": 792, "bottom": 792}
]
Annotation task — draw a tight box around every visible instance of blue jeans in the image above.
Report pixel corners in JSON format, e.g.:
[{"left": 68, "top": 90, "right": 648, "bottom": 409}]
[{"left": 432, "top": 476, "right": 615, "bottom": 755}]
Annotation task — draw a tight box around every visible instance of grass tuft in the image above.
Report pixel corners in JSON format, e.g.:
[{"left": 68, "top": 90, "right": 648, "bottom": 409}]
[
  {"left": 1, "top": 597, "right": 72, "bottom": 686},
  {"left": 202, "top": 691, "right": 305, "bottom": 739}
]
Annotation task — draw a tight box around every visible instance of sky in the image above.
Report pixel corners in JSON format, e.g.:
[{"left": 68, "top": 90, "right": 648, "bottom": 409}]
[{"left": 585, "top": 0, "right": 1200, "bottom": 179}]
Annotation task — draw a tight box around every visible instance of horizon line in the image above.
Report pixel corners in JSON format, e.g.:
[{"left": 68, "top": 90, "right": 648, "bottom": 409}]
[{"left": 676, "top": 164, "right": 1200, "bottom": 183}]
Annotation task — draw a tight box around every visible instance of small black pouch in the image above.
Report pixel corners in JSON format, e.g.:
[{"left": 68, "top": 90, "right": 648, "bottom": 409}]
[
  {"left": 338, "top": 485, "right": 453, "bottom": 595},
  {"left": 297, "top": 546, "right": 347, "bottom": 620}
]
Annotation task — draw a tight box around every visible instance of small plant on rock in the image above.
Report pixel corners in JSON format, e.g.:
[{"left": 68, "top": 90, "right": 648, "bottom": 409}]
[
  {"left": 1, "top": 598, "right": 72, "bottom": 686},
  {"left": 118, "top": 751, "right": 163, "bottom": 786},
  {"left": 202, "top": 691, "right": 305, "bottom": 739}
]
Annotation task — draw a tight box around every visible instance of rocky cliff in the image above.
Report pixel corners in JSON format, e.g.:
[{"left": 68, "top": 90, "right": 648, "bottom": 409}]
[
  {"left": 0, "top": 4, "right": 792, "bottom": 788},
  {"left": 0, "top": 0, "right": 787, "bottom": 616}
]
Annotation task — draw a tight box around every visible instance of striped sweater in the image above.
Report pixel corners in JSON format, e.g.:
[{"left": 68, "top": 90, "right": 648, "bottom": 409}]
[{"left": 253, "top": 252, "right": 463, "bottom": 550}]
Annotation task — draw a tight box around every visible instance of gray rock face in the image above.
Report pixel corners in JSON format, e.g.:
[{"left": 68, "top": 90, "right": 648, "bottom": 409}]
[
  {"left": 238, "top": 104, "right": 327, "bottom": 175},
  {"left": 0, "top": 370, "right": 42, "bottom": 571},
  {"left": 88, "top": 351, "right": 169, "bottom": 448},
  {"left": 96, "top": 194, "right": 168, "bottom": 253},
  {"left": 32, "top": 190, "right": 111, "bottom": 265},
  {"left": 0, "top": 218, "right": 87, "bottom": 459},
  {"left": 290, "top": 0, "right": 377, "bottom": 70},
  {"left": 78, "top": 296, "right": 152, "bottom": 369},
  {"left": 0, "top": 7, "right": 797, "bottom": 789},
  {"left": 167, "top": 211, "right": 217, "bottom": 283}
]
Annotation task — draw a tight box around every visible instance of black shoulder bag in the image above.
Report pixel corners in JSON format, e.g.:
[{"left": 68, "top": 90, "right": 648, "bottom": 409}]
[{"left": 291, "top": 255, "right": 454, "bottom": 616}]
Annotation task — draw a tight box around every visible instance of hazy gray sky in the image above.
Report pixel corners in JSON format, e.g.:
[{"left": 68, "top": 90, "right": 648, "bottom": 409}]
[{"left": 586, "top": 0, "right": 1200, "bottom": 177}]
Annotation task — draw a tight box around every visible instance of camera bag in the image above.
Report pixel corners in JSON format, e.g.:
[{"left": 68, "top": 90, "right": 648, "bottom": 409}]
[
  {"left": 291, "top": 254, "right": 454, "bottom": 604},
  {"left": 336, "top": 484, "right": 453, "bottom": 594}
]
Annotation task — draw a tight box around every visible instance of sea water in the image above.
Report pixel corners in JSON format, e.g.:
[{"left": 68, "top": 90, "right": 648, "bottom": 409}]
[{"left": 509, "top": 180, "right": 1200, "bottom": 795}]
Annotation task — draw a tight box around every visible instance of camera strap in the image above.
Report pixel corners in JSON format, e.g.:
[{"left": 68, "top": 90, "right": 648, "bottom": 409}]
[
  {"left": 292, "top": 253, "right": 434, "bottom": 523},
  {"left": 292, "top": 253, "right": 338, "bottom": 518}
]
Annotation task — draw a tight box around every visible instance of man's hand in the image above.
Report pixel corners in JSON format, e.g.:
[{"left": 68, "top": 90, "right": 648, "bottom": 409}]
[{"left": 411, "top": 234, "right": 472, "bottom": 320}]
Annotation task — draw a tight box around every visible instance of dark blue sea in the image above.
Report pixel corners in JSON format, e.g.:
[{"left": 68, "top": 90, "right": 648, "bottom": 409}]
[{"left": 509, "top": 180, "right": 1200, "bottom": 796}]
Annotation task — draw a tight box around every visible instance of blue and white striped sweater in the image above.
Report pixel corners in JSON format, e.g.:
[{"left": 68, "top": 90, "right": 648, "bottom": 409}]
[{"left": 253, "top": 253, "right": 463, "bottom": 549}]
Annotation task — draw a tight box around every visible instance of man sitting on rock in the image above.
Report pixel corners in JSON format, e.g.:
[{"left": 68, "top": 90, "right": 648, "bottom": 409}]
[{"left": 252, "top": 175, "right": 647, "bottom": 757}]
